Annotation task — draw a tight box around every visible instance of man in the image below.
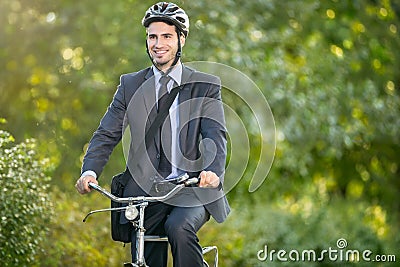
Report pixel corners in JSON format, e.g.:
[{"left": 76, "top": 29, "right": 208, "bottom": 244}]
[{"left": 75, "top": 2, "right": 230, "bottom": 266}]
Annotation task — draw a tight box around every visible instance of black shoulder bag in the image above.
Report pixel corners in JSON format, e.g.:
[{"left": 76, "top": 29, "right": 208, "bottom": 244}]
[{"left": 110, "top": 84, "right": 182, "bottom": 243}]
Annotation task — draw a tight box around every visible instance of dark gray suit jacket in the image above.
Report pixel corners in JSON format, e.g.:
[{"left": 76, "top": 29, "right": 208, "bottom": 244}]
[{"left": 82, "top": 65, "right": 230, "bottom": 223}]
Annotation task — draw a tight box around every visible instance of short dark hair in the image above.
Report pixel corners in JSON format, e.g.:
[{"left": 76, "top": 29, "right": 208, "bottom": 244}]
[{"left": 146, "top": 19, "right": 184, "bottom": 37}]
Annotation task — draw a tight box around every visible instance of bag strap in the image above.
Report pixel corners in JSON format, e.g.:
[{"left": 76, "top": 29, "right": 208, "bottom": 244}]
[
  {"left": 145, "top": 85, "right": 181, "bottom": 147},
  {"left": 120, "top": 85, "right": 183, "bottom": 186}
]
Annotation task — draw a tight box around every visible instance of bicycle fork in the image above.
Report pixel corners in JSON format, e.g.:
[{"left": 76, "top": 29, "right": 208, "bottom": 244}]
[{"left": 133, "top": 202, "right": 148, "bottom": 267}]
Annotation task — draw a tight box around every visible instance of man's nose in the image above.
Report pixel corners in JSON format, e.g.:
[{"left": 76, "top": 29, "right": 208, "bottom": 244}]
[
  {"left": 155, "top": 40, "right": 161, "bottom": 47},
  {"left": 154, "top": 38, "right": 166, "bottom": 47}
]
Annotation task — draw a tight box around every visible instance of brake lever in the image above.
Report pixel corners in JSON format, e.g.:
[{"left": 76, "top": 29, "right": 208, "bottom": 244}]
[{"left": 184, "top": 177, "right": 200, "bottom": 186}]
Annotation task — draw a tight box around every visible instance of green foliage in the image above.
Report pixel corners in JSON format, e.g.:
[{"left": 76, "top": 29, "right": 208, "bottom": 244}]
[
  {"left": 37, "top": 187, "right": 130, "bottom": 267},
  {"left": 201, "top": 188, "right": 400, "bottom": 266},
  {"left": 188, "top": 0, "right": 400, "bottom": 204},
  {"left": 0, "top": 130, "right": 52, "bottom": 266},
  {"left": 0, "top": 0, "right": 399, "bottom": 266}
]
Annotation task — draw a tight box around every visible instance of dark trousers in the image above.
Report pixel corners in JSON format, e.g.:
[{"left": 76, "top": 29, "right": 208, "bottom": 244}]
[{"left": 131, "top": 202, "right": 209, "bottom": 267}]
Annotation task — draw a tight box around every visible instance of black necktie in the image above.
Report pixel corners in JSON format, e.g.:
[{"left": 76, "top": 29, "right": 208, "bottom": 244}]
[{"left": 157, "top": 75, "right": 172, "bottom": 178}]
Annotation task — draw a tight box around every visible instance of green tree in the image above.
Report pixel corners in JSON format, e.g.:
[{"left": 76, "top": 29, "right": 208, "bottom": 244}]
[
  {"left": 1, "top": 0, "right": 399, "bottom": 266},
  {"left": 0, "top": 129, "right": 53, "bottom": 266}
]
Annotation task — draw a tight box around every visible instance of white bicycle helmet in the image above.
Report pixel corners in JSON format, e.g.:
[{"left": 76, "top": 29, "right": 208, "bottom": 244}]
[{"left": 142, "top": 2, "right": 189, "bottom": 37}]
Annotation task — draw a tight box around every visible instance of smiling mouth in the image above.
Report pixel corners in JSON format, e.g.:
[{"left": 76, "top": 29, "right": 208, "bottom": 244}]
[{"left": 154, "top": 50, "right": 167, "bottom": 56}]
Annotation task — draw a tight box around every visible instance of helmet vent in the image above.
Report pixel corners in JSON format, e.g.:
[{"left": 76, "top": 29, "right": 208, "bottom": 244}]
[
  {"left": 161, "top": 3, "right": 168, "bottom": 12},
  {"left": 176, "top": 16, "right": 185, "bottom": 24}
]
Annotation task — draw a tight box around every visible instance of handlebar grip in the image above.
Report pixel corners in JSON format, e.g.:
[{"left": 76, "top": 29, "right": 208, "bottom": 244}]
[{"left": 88, "top": 182, "right": 99, "bottom": 190}]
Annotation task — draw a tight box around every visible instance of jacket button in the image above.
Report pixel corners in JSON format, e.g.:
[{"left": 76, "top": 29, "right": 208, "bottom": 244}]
[{"left": 156, "top": 153, "right": 160, "bottom": 159}]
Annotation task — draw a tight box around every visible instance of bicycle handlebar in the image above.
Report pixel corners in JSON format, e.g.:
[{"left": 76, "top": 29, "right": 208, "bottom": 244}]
[
  {"left": 83, "top": 174, "right": 199, "bottom": 222},
  {"left": 88, "top": 175, "right": 200, "bottom": 204}
]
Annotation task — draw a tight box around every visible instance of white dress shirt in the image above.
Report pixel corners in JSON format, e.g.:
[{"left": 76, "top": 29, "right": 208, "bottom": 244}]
[{"left": 153, "top": 64, "right": 182, "bottom": 179}]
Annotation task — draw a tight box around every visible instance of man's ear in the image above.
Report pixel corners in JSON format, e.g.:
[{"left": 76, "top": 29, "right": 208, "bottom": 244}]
[{"left": 180, "top": 34, "right": 186, "bottom": 47}]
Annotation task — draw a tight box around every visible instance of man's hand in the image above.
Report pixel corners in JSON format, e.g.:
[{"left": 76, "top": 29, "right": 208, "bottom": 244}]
[
  {"left": 75, "top": 175, "right": 98, "bottom": 194},
  {"left": 199, "top": 171, "right": 220, "bottom": 188}
]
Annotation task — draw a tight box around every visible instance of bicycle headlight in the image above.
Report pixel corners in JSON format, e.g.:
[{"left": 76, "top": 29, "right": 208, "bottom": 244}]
[{"left": 125, "top": 205, "right": 138, "bottom": 221}]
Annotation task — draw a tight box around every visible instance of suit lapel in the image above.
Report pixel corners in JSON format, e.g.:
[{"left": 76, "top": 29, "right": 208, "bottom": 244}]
[
  {"left": 178, "top": 66, "right": 194, "bottom": 153},
  {"left": 139, "top": 68, "right": 161, "bottom": 150},
  {"left": 142, "top": 68, "right": 156, "bottom": 125}
]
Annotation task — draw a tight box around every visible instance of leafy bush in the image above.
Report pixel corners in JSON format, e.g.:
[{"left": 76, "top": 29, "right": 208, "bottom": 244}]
[
  {"left": 0, "top": 130, "right": 53, "bottom": 266},
  {"left": 38, "top": 187, "right": 130, "bottom": 267}
]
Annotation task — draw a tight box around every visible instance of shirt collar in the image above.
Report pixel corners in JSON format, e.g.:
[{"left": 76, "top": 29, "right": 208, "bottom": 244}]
[{"left": 152, "top": 64, "right": 182, "bottom": 87}]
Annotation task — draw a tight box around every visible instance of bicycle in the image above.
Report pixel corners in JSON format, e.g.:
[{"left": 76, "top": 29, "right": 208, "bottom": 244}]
[{"left": 83, "top": 173, "right": 218, "bottom": 267}]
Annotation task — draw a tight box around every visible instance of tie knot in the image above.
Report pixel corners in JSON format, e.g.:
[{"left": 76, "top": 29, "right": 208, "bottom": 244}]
[{"left": 159, "top": 75, "right": 171, "bottom": 87}]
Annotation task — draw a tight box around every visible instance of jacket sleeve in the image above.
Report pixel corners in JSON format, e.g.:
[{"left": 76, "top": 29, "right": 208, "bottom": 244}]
[
  {"left": 199, "top": 75, "right": 227, "bottom": 184},
  {"left": 81, "top": 74, "right": 127, "bottom": 178}
]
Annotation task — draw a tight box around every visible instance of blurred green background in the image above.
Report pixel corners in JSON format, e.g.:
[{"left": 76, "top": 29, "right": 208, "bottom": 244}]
[{"left": 1, "top": 0, "right": 399, "bottom": 266}]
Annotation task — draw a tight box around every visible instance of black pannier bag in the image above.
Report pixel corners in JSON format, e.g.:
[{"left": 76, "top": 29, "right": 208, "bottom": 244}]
[{"left": 110, "top": 171, "right": 132, "bottom": 243}]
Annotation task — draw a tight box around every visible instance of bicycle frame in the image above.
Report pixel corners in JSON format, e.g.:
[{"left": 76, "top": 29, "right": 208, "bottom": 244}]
[{"left": 83, "top": 174, "right": 199, "bottom": 267}]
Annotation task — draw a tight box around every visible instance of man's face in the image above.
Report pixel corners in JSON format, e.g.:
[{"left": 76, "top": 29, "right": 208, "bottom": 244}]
[{"left": 146, "top": 21, "right": 185, "bottom": 71}]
